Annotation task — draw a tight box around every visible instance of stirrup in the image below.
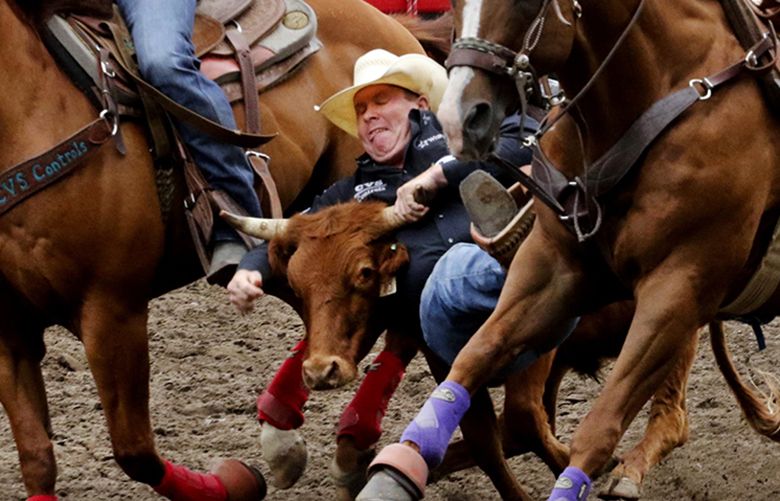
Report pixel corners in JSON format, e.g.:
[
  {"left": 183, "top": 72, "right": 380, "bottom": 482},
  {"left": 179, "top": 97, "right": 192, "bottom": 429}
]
[
  {"left": 470, "top": 197, "right": 535, "bottom": 268},
  {"left": 206, "top": 241, "right": 247, "bottom": 286},
  {"left": 460, "top": 170, "right": 535, "bottom": 268},
  {"left": 459, "top": 170, "right": 518, "bottom": 238}
]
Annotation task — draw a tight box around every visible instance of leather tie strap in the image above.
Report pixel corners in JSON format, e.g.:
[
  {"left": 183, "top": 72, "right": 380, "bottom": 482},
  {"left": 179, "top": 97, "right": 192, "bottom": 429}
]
[
  {"left": 224, "top": 28, "right": 283, "bottom": 218},
  {"left": 225, "top": 28, "right": 262, "bottom": 133}
]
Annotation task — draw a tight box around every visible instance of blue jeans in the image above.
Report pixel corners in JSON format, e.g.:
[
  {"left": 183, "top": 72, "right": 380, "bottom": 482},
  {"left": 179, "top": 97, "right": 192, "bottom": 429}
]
[
  {"left": 420, "top": 243, "right": 577, "bottom": 378},
  {"left": 117, "top": 0, "right": 261, "bottom": 241}
]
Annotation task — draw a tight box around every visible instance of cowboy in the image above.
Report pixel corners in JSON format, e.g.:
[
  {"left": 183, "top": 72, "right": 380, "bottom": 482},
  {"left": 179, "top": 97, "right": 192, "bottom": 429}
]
[
  {"left": 225, "top": 48, "right": 533, "bottom": 446},
  {"left": 116, "top": 0, "right": 262, "bottom": 285}
]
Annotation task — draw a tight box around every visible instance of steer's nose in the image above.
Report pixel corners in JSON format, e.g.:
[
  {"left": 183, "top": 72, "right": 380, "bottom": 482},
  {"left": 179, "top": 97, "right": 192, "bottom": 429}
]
[{"left": 302, "top": 356, "right": 356, "bottom": 390}]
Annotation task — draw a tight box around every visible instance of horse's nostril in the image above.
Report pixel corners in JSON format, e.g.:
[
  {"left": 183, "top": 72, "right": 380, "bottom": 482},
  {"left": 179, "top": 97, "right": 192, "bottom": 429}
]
[{"left": 464, "top": 102, "right": 493, "bottom": 136}]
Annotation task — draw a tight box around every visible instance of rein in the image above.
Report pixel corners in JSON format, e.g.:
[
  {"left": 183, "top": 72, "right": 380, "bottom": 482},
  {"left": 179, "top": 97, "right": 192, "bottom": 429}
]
[{"left": 0, "top": 50, "right": 119, "bottom": 218}]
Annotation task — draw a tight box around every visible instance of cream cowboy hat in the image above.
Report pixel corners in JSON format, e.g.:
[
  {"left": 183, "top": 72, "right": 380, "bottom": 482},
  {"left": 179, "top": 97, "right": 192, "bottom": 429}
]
[{"left": 315, "top": 49, "right": 448, "bottom": 137}]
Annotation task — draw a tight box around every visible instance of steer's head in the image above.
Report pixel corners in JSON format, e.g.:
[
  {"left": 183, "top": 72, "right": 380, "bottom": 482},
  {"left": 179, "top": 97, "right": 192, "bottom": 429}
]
[{"left": 222, "top": 201, "right": 409, "bottom": 390}]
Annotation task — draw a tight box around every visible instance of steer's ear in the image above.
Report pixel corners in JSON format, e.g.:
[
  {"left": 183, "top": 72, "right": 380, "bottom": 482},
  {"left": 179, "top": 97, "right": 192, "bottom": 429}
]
[
  {"left": 377, "top": 241, "right": 410, "bottom": 279},
  {"left": 268, "top": 233, "right": 298, "bottom": 275}
]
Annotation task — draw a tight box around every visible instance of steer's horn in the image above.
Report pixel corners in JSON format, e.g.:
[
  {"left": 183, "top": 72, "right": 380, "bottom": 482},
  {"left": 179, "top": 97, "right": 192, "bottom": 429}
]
[
  {"left": 220, "top": 210, "right": 288, "bottom": 240},
  {"left": 381, "top": 206, "right": 408, "bottom": 231}
]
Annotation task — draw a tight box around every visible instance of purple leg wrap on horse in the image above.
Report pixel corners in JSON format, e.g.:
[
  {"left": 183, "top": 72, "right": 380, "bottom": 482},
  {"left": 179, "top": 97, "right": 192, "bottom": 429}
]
[
  {"left": 399, "top": 380, "right": 470, "bottom": 468},
  {"left": 547, "top": 466, "right": 591, "bottom": 501},
  {"left": 27, "top": 496, "right": 58, "bottom": 501}
]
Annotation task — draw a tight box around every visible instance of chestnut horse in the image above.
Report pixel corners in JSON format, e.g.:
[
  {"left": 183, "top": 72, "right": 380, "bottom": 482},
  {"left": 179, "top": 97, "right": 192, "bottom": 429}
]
[
  {"left": 0, "top": 0, "right": 430, "bottom": 499},
  {"left": 361, "top": 0, "right": 780, "bottom": 499}
]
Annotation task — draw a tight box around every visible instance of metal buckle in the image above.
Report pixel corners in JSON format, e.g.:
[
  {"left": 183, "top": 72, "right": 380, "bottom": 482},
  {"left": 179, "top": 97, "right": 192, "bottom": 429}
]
[
  {"left": 522, "top": 134, "right": 538, "bottom": 148},
  {"left": 745, "top": 33, "right": 770, "bottom": 70},
  {"left": 689, "top": 78, "right": 713, "bottom": 100},
  {"left": 183, "top": 192, "right": 197, "bottom": 210},
  {"left": 246, "top": 150, "right": 271, "bottom": 162},
  {"left": 100, "top": 58, "right": 116, "bottom": 79},
  {"left": 99, "top": 109, "right": 119, "bottom": 136}
]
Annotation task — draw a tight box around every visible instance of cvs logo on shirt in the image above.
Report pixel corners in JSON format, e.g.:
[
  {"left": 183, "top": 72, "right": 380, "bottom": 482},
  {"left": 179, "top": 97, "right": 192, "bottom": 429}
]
[{"left": 354, "top": 180, "right": 388, "bottom": 201}]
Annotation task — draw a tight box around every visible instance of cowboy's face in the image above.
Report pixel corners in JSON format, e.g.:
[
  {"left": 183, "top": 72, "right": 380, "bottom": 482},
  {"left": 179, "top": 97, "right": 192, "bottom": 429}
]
[{"left": 354, "top": 84, "right": 429, "bottom": 166}]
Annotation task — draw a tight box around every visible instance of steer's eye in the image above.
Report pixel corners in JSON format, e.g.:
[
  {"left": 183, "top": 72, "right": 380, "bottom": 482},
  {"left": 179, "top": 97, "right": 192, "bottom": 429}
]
[{"left": 359, "top": 266, "right": 375, "bottom": 281}]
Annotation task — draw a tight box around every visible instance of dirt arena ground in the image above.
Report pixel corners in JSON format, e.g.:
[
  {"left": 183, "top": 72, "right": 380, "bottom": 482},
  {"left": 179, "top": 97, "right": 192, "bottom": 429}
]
[{"left": 1, "top": 279, "right": 779, "bottom": 500}]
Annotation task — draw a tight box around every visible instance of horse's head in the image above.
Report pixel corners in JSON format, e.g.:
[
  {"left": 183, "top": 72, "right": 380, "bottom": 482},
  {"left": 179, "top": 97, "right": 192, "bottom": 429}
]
[
  {"left": 222, "top": 203, "right": 410, "bottom": 390},
  {"left": 440, "top": 0, "right": 580, "bottom": 158}
]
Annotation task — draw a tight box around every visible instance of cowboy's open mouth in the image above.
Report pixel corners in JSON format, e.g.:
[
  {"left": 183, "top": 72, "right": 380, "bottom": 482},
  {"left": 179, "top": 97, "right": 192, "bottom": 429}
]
[{"left": 369, "top": 127, "right": 388, "bottom": 140}]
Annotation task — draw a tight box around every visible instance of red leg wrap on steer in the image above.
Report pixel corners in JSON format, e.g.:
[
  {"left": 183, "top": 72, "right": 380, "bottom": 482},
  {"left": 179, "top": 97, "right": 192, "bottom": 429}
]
[
  {"left": 153, "top": 460, "right": 228, "bottom": 501},
  {"left": 337, "top": 350, "right": 405, "bottom": 450},
  {"left": 257, "top": 340, "right": 310, "bottom": 430},
  {"left": 27, "top": 496, "right": 58, "bottom": 501}
]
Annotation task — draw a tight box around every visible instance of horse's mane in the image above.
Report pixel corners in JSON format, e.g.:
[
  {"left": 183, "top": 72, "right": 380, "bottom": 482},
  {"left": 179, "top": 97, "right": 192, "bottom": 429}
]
[
  {"left": 15, "top": 0, "right": 113, "bottom": 24},
  {"left": 392, "top": 12, "right": 453, "bottom": 66}
]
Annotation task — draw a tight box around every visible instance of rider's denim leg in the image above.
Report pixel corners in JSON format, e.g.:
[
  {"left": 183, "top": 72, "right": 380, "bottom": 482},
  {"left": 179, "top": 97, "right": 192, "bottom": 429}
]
[
  {"left": 420, "top": 243, "right": 575, "bottom": 378},
  {"left": 117, "top": 0, "right": 261, "bottom": 241}
]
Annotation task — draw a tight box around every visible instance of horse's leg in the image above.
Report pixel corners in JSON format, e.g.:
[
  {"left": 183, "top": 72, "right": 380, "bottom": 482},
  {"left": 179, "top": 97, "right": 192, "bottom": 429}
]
[
  {"left": 422, "top": 349, "right": 531, "bottom": 500},
  {"left": 561, "top": 276, "right": 703, "bottom": 497},
  {"left": 332, "top": 330, "right": 415, "bottom": 500},
  {"left": 0, "top": 324, "right": 55, "bottom": 499},
  {"left": 434, "top": 351, "right": 570, "bottom": 481},
  {"left": 600, "top": 331, "right": 697, "bottom": 500},
  {"left": 460, "top": 386, "right": 532, "bottom": 500},
  {"left": 79, "top": 298, "right": 264, "bottom": 500},
  {"left": 360, "top": 231, "right": 587, "bottom": 500},
  {"left": 502, "top": 351, "right": 570, "bottom": 476}
]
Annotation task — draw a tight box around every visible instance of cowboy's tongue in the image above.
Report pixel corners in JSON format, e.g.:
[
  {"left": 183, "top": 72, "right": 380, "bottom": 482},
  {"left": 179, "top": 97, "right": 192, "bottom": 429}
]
[{"left": 371, "top": 129, "right": 395, "bottom": 152}]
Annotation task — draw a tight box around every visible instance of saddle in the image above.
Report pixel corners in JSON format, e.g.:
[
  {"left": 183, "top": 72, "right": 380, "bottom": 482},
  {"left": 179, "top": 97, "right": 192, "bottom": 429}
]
[
  {"left": 40, "top": 0, "right": 321, "bottom": 272},
  {"left": 721, "top": 0, "right": 780, "bottom": 112}
]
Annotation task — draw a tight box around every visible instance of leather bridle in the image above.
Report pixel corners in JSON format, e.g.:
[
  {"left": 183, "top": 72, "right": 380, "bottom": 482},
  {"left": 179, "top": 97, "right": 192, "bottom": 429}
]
[{"left": 445, "top": 0, "right": 584, "bottom": 109}]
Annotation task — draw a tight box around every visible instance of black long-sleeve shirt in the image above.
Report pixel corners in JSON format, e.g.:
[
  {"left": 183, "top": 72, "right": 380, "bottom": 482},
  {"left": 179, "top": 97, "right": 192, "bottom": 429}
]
[{"left": 239, "top": 108, "right": 536, "bottom": 329}]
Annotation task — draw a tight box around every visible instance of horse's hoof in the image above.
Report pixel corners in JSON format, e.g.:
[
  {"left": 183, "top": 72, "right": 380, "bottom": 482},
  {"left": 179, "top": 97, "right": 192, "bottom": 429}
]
[
  {"left": 210, "top": 459, "right": 267, "bottom": 500},
  {"left": 598, "top": 475, "right": 641, "bottom": 500},
  {"left": 330, "top": 446, "right": 376, "bottom": 499},
  {"left": 355, "top": 444, "right": 427, "bottom": 500},
  {"left": 260, "top": 423, "right": 307, "bottom": 489}
]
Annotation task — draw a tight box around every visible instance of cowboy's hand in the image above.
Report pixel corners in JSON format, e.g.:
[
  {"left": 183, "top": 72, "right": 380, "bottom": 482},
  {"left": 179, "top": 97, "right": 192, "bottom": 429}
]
[
  {"left": 394, "top": 163, "right": 447, "bottom": 222},
  {"left": 227, "top": 269, "right": 265, "bottom": 314}
]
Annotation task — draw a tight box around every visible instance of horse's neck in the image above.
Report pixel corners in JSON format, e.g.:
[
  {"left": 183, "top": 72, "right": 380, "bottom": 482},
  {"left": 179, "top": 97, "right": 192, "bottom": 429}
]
[
  {"left": 0, "top": 1, "right": 94, "bottom": 164},
  {"left": 559, "top": 0, "right": 736, "bottom": 158}
]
